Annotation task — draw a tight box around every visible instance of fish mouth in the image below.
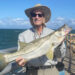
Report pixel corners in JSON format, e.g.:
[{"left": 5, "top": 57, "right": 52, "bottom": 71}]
[
  {"left": 34, "top": 20, "right": 41, "bottom": 23},
  {"left": 65, "top": 29, "right": 71, "bottom": 35},
  {"left": 64, "top": 25, "right": 72, "bottom": 35}
]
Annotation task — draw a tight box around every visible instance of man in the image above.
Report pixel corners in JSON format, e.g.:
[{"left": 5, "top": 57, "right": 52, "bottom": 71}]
[{"left": 16, "top": 4, "right": 67, "bottom": 75}]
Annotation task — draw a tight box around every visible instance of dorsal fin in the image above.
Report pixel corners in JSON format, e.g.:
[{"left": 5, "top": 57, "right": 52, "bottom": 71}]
[{"left": 19, "top": 41, "right": 27, "bottom": 50}]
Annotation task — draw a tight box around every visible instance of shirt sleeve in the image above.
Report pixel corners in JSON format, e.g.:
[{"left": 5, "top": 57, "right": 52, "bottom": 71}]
[{"left": 18, "top": 34, "right": 25, "bottom": 50}]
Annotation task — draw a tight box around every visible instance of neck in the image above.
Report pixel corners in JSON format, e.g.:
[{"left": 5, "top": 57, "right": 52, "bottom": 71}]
[{"left": 34, "top": 25, "right": 44, "bottom": 35}]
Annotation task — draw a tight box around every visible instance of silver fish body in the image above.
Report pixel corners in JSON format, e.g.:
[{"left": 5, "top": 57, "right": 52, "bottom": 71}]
[{"left": 0, "top": 24, "right": 72, "bottom": 71}]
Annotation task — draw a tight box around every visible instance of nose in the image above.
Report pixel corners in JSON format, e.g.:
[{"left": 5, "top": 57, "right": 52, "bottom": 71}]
[{"left": 35, "top": 15, "right": 39, "bottom": 18}]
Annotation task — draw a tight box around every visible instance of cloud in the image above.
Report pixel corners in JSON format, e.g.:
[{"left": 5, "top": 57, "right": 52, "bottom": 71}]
[
  {"left": 47, "top": 17, "right": 75, "bottom": 29},
  {"left": 0, "top": 17, "right": 31, "bottom": 29},
  {"left": 70, "top": 19, "right": 75, "bottom": 24},
  {"left": 0, "top": 20, "right": 3, "bottom": 24},
  {"left": 0, "top": 17, "right": 75, "bottom": 29}
]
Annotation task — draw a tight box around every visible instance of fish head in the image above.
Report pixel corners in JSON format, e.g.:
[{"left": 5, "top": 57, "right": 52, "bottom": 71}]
[
  {"left": 0, "top": 53, "right": 8, "bottom": 72},
  {"left": 56, "top": 24, "right": 72, "bottom": 38},
  {"left": 61, "top": 24, "right": 72, "bottom": 36},
  {"left": 53, "top": 24, "right": 72, "bottom": 45}
]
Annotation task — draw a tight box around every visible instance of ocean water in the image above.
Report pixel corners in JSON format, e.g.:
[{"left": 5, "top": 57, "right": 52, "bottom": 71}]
[
  {"left": 0, "top": 29, "right": 75, "bottom": 50},
  {"left": 0, "top": 29, "right": 25, "bottom": 49}
]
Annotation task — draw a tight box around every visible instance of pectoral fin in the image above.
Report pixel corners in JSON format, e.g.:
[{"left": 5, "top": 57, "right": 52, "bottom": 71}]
[{"left": 46, "top": 48, "right": 54, "bottom": 60}]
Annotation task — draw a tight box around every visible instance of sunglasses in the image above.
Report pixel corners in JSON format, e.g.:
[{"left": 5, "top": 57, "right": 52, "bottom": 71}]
[{"left": 31, "top": 13, "right": 44, "bottom": 17}]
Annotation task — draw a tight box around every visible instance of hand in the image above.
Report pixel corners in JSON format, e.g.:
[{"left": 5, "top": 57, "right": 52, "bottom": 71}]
[
  {"left": 56, "top": 62, "right": 64, "bottom": 71},
  {"left": 16, "top": 56, "right": 27, "bottom": 67}
]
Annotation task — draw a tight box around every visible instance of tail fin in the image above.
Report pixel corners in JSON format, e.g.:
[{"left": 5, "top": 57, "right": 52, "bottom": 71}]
[{"left": 0, "top": 53, "right": 8, "bottom": 72}]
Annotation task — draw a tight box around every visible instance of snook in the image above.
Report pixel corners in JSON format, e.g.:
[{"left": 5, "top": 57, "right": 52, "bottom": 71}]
[{"left": 0, "top": 24, "right": 72, "bottom": 71}]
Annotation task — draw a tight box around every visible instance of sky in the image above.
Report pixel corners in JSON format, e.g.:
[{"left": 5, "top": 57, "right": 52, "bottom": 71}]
[{"left": 0, "top": 0, "right": 75, "bottom": 29}]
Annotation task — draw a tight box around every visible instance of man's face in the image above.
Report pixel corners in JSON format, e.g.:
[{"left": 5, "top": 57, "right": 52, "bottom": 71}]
[{"left": 31, "top": 11, "right": 45, "bottom": 26}]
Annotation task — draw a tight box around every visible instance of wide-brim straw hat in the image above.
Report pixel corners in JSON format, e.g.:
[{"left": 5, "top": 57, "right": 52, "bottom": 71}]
[{"left": 25, "top": 4, "right": 51, "bottom": 23}]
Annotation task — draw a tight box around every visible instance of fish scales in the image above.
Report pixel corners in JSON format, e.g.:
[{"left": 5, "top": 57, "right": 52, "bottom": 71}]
[{"left": 5, "top": 37, "right": 50, "bottom": 62}]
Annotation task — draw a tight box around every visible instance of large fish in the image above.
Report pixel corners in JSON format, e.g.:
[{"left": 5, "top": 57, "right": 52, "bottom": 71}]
[{"left": 0, "top": 24, "right": 72, "bottom": 71}]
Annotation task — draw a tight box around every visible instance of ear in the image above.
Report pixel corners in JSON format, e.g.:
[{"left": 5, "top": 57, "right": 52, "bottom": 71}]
[{"left": 43, "top": 18, "right": 45, "bottom": 24}]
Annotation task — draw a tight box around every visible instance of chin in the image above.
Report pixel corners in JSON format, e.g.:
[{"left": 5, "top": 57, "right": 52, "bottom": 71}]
[{"left": 35, "top": 24, "right": 42, "bottom": 27}]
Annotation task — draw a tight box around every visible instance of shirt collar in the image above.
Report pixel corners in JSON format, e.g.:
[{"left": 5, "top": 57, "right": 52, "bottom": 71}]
[{"left": 32, "top": 26, "right": 46, "bottom": 35}]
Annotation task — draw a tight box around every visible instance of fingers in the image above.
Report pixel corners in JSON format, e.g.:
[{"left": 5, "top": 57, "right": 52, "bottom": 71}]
[
  {"left": 16, "top": 56, "right": 22, "bottom": 62},
  {"left": 16, "top": 56, "right": 27, "bottom": 67},
  {"left": 19, "top": 58, "right": 26, "bottom": 66}
]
